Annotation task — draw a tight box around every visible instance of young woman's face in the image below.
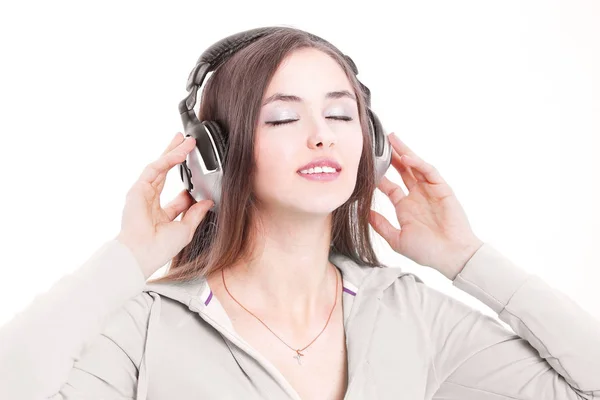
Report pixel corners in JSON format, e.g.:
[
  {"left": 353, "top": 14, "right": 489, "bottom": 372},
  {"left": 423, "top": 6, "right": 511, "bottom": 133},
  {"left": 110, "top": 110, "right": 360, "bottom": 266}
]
[{"left": 254, "top": 48, "right": 364, "bottom": 216}]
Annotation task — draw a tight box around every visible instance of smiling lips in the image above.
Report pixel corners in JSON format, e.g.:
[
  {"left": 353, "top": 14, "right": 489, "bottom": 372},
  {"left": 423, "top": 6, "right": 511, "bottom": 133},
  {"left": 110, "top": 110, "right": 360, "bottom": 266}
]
[
  {"left": 296, "top": 157, "right": 342, "bottom": 182},
  {"left": 297, "top": 157, "right": 342, "bottom": 172},
  {"left": 297, "top": 166, "right": 341, "bottom": 181}
]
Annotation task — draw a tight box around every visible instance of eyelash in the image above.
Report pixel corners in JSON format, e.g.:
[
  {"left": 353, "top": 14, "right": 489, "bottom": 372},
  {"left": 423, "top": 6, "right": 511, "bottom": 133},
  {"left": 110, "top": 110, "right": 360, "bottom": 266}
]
[{"left": 266, "top": 116, "right": 353, "bottom": 126}]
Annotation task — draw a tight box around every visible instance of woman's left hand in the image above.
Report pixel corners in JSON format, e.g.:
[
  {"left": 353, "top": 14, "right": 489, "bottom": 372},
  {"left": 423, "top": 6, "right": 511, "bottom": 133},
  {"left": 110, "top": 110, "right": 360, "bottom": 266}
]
[{"left": 369, "top": 132, "right": 484, "bottom": 281}]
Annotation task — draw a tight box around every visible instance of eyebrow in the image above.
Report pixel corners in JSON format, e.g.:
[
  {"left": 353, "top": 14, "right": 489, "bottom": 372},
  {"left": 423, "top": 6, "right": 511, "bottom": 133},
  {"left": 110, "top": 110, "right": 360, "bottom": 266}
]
[{"left": 262, "top": 90, "right": 357, "bottom": 106}]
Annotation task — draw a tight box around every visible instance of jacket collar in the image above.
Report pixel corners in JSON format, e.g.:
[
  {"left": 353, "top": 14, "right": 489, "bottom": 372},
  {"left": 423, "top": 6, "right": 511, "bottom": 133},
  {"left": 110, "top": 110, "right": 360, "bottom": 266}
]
[{"left": 142, "top": 250, "right": 423, "bottom": 313}]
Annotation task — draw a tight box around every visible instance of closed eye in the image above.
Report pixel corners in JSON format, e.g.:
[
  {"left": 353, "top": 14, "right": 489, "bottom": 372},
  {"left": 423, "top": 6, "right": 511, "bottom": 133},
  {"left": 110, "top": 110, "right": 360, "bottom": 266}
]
[{"left": 266, "top": 116, "right": 353, "bottom": 126}]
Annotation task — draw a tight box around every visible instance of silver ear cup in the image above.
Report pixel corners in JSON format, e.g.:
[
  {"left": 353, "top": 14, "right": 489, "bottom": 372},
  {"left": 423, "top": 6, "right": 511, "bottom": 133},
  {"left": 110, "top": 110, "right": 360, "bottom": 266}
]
[
  {"left": 368, "top": 110, "right": 392, "bottom": 184},
  {"left": 180, "top": 123, "right": 224, "bottom": 210},
  {"left": 374, "top": 134, "right": 392, "bottom": 184}
]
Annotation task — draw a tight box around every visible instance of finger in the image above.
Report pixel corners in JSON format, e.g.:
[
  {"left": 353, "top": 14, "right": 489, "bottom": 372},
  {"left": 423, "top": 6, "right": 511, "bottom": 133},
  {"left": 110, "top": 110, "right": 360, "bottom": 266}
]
[
  {"left": 387, "top": 132, "right": 424, "bottom": 188},
  {"left": 162, "top": 132, "right": 185, "bottom": 157},
  {"left": 377, "top": 175, "right": 407, "bottom": 206},
  {"left": 154, "top": 132, "right": 189, "bottom": 192},
  {"left": 400, "top": 154, "right": 445, "bottom": 185},
  {"left": 138, "top": 136, "right": 196, "bottom": 188},
  {"left": 388, "top": 132, "right": 445, "bottom": 185},
  {"left": 181, "top": 199, "right": 214, "bottom": 234},
  {"left": 389, "top": 144, "right": 417, "bottom": 190},
  {"left": 163, "top": 189, "right": 195, "bottom": 221},
  {"left": 369, "top": 209, "right": 400, "bottom": 248},
  {"left": 387, "top": 132, "right": 420, "bottom": 157}
]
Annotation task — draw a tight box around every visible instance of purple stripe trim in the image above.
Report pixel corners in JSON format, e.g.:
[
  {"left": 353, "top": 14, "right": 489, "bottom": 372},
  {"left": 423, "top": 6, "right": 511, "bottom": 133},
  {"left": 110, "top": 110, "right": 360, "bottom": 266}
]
[{"left": 343, "top": 287, "right": 356, "bottom": 296}]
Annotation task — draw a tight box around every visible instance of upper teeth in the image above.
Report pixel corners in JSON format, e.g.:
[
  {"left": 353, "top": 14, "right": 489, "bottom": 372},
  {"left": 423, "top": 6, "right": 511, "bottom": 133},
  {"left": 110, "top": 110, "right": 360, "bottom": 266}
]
[{"left": 300, "top": 166, "right": 337, "bottom": 174}]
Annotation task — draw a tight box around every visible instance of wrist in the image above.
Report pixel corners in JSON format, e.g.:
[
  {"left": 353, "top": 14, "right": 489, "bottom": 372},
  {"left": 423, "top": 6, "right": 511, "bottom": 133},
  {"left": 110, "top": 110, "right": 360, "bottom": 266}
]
[
  {"left": 115, "top": 233, "right": 154, "bottom": 280},
  {"left": 445, "top": 238, "right": 484, "bottom": 281}
]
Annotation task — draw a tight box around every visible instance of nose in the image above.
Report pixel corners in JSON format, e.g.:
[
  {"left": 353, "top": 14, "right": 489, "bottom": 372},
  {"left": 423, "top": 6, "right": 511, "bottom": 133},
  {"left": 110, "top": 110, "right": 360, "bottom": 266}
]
[{"left": 307, "top": 115, "right": 337, "bottom": 149}]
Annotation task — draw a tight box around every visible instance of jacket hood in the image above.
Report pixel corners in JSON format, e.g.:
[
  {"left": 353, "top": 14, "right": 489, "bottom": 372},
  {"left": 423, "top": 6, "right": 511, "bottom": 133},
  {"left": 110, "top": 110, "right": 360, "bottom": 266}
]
[{"left": 134, "top": 250, "right": 423, "bottom": 400}]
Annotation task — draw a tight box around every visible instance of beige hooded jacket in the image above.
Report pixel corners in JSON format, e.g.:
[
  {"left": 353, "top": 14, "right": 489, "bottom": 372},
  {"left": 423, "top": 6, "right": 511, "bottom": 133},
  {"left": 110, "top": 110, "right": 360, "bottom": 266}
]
[{"left": 0, "top": 238, "right": 599, "bottom": 399}]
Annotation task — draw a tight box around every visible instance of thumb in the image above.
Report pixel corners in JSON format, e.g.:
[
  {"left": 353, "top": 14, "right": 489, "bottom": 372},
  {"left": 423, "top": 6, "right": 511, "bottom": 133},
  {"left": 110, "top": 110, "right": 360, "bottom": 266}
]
[
  {"left": 181, "top": 200, "right": 214, "bottom": 232},
  {"left": 369, "top": 209, "right": 400, "bottom": 248}
]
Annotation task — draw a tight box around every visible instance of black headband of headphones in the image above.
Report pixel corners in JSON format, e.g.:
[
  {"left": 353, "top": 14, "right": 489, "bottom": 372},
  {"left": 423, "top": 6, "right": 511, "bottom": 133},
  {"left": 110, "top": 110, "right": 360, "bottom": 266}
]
[{"left": 177, "top": 26, "right": 373, "bottom": 119}]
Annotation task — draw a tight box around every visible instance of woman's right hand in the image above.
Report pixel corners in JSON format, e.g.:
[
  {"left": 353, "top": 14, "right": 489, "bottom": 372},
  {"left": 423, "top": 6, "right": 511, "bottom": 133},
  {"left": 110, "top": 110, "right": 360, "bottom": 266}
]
[{"left": 116, "top": 132, "right": 214, "bottom": 280}]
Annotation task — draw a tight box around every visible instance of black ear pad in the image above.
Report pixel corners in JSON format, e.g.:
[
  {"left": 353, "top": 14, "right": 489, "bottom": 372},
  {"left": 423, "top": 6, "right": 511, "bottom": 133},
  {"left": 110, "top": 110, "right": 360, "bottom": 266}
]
[
  {"left": 202, "top": 120, "right": 227, "bottom": 166},
  {"left": 367, "top": 110, "right": 376, "bottom": 147}
]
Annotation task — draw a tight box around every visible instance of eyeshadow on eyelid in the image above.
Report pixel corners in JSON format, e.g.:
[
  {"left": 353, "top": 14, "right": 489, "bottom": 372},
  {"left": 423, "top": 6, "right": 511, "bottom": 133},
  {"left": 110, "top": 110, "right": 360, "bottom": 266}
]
[
  {"left": 327, "top": 106, "right": 350, "bottom": 116},
  {"left": 264, "top": 104, "right": 356, "bottom": 120},
  {"left": 266, "top": 110, "right": 298, "bottom": 120}
]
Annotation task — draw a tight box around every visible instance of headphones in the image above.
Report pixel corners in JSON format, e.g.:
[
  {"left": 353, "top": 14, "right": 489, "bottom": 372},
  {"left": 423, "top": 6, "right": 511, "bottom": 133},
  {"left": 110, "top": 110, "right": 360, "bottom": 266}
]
[{"left": 178, "top": 26, "right": 392, "bottom": 211}]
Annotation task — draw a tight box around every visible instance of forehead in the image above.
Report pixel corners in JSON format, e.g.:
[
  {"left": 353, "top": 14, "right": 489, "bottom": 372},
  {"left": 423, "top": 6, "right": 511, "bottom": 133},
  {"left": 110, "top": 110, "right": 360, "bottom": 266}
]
[{"left": 263, "top": 48, "right": 354, "bottom": 98}]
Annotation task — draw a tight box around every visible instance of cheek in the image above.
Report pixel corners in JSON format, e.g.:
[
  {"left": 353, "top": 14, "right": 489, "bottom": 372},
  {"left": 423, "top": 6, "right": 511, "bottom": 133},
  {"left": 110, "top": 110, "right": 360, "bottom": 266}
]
[
  {"left": 253, "top": 135, "right": 299, "bottom": 191},
  {"left": 255, "top": 134, "right": 296, "bottom": 171},
  {"left": 344, "top": 129, "right": 364, "bottom": 174}
]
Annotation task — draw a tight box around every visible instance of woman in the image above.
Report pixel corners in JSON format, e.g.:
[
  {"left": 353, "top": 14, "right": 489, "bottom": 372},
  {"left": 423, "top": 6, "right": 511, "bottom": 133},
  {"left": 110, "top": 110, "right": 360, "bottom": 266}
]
[{"left": 1, "top": 26, "right": 598, "bottom": 400}]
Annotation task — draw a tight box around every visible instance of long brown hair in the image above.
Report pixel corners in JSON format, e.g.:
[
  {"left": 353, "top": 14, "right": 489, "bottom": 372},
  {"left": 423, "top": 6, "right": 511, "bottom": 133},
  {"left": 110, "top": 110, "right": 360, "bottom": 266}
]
[{"left": 148, "top": 27, "right": 383, "bottom": 284}]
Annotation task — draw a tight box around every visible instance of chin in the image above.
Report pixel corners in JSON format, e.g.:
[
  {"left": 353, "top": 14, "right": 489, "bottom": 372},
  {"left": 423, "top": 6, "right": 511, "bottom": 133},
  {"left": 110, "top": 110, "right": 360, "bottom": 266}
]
[
  {"left": 297, "top": 204, "right": 340, "bottom": 216},
  {"left": 257, "top": 179, "right": 356, "bottom": 215},
  {"left": 291, "top": 192, "right": 352, "bottom": 215}
]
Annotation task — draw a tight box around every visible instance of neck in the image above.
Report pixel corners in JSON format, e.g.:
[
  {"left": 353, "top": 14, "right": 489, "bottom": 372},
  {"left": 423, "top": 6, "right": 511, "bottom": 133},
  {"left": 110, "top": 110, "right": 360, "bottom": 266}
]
[{"left": 219, "top": 208, "right": 339, "bottom": 327}]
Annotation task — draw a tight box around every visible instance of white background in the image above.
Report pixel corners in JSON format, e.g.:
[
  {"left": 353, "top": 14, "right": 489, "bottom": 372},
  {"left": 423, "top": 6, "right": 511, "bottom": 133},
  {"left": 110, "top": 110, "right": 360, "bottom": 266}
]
[{"left": 0, "top": 0, "right": 598, "bottom": 328}]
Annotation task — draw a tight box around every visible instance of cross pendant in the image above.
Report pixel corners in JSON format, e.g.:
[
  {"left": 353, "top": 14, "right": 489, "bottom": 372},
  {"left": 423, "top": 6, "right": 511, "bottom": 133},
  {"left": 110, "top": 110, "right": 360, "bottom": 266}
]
[{"left": 293, "top": 350, "right": 304, "bottom": 365}]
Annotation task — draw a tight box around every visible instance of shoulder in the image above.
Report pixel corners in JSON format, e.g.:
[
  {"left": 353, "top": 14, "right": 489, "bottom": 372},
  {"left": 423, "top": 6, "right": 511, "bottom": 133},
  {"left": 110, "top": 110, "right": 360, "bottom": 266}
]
[
  {"left": 368, "top": 262, "right": 427, "bottom": 297},
  {"left": 377, "top": 267, "right": 426, "bottom": 308},
  {"left": 331, "top": 251, "right": 426, "bottom": 300},
  {"left": 98, "top": 292, "right": 155, "bottom": 365}
]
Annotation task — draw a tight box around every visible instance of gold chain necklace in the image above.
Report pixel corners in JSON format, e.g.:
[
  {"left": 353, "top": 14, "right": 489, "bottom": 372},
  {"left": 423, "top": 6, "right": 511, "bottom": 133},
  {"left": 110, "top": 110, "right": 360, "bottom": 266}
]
[{"left": 221, "top": 264, "right": 339, "bottom": 366}]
